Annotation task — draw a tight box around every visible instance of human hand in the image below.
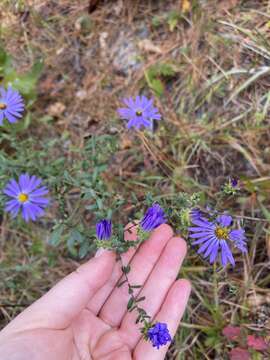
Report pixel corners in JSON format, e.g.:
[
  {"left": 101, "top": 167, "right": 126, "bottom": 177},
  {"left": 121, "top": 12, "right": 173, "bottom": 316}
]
[{"left": 0, "top": 224, "right": 191, "bottom": 360}]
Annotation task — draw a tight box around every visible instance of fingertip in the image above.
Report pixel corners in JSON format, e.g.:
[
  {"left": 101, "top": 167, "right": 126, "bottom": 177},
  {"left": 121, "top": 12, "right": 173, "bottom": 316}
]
[
  {"left": 174, "top": 279, "right": 192, "bottom": 299},
  {"left": 153, "top": 223, "right": 174, "bottom": 239},
  {"left": 171, "top": 236, "right": 187, "bottom": 257}
]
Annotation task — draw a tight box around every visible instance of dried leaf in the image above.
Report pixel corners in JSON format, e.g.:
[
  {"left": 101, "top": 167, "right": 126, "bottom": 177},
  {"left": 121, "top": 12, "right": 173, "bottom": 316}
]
[
  {"left": 138, "top": 39, "right": 162, "bottom": 54},
  {"left": 247, "top": 293, "right": 270, "bottom": 308},
  {"left": 222, "top": 326, "right": 241, "bottom": 341},
  {"left": 229, "top": 347, "right": 251, "bottom": 360},
  {"left": 48, "top": 102, "right": 66, "bottom": 117},
  {"left": 181, "top": 0, "right": 191, "bottom": 13},
  {"left": 120, "top": 134, "right": 132, "bottom": 150},
  {"left": 247, "top": 335, "right": 269, "bottom": 351}
]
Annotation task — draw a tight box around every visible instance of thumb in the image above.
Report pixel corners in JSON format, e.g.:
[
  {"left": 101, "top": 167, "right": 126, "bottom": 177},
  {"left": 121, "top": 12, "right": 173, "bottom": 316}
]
[{"left": 2, "top": 251, "right": 116, "bottom": 334}]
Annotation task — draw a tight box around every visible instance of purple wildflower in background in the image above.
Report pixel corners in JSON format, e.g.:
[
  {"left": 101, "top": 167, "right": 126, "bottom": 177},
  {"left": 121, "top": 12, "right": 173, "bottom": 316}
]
[
  {"left": 96, "top": 219, "right": 112, "bottom": 240},
  {"left": 117, "top": 95, "right": 161, "bottom": 129},
  {"left": 3, "top": 174, "right": 49, "bottom": 222},
  {"left": 189, "top": 214, "right": 247, "bottom": 267},
  {"left": 0, "top": 87, "right": 24, "bottom": 125},
  {"left": 231, "top": 178, "right": 238, "bottom": 188},
  {"left": 147, "top": 322, "right": 172, "bottom": 349},
  {"left": 140, "top": 204, "right": 166, "bottom": 232}
]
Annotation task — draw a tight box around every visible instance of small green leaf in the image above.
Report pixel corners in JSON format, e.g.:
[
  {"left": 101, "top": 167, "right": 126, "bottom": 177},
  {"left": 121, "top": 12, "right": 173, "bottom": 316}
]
[
  {"left": 136, "top": 296, "right": 146, "bottom": 303},
  {"left": 127, "top": 298, "right": 134, "bottom": 310},
  {"left": 121, "top": 265, "right": 131, "bottom": 274},
  {"left": 117, "top": 279, "right": 127, "bottom": 288},
  {"left": 49, "top": 224, "right": 64, "bottom": 246}
]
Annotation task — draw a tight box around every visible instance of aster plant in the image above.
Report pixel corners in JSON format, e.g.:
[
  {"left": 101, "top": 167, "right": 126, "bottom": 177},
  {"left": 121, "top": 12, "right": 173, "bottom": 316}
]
[
  {"left": 0, "top": 86, "right": 25, "bottom": 125},
  {"left": 117, "top": 95, "right": 161, "bottom": 129},
  {"left": 3, "top": 173, "right": 49, "bottom": 222},
  {"left": 0, "top": 83, "right": 252, "bottom": 354}
]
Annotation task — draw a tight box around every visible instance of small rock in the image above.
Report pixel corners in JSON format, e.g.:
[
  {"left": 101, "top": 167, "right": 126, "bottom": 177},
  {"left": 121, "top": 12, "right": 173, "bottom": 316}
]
[
  {"left": 76, "top": 89, "right": 88, "bottom": 100},
  {"left": 48, "top": 102, "right": 66, "bottom": 117},
  {"left": 111, "top": 31, "right": 142, "bottom": 76}
]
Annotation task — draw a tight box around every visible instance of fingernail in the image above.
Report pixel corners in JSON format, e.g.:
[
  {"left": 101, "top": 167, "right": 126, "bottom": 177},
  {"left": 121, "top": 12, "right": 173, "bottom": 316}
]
[{"left": 95, "top": 248, "right": 107, "bottom": 257}]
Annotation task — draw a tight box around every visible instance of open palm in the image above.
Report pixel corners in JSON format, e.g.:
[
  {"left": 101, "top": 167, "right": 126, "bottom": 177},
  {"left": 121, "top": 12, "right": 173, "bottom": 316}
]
[{"left": 0, "top": 224, "right": 191, "bottom": 360}]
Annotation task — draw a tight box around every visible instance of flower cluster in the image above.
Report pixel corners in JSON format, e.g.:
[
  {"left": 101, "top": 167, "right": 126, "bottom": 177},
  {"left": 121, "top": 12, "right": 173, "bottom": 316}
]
[
  {"left": 2, "top": 86, "right": 250, "bottom": 351},
  {"left": 147, "top": 322, "right": 172, "bottom": 349}
]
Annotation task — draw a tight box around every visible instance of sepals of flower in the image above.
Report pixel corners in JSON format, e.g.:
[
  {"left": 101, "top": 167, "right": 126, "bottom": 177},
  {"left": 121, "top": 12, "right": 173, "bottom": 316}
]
[
  {"left": 222, "top": 178, "right": 239, "bottom": 196},
  {"left": 95, "top": 220, "right": 142, "bottom": 253},
  {"left": 189, "top": 211, "right": 247, "bottom": 267},
  {"left": 141, "top": 321, "right": 172, "bottom": 349}
]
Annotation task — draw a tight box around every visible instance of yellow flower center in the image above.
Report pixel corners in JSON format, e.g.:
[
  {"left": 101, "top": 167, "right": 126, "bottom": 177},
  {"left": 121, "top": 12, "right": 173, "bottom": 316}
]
[
  {"left": 136, "top": 110, "right": 142, "bottom": 116},
  {"left": 0, "top": 102, "right": 7, "bottom": 110},
  {"left": 18, "top": 193, "right": 29, "bottom": 203},
  {"left": 215, "top": 227, "right": 229, "bottom": 240}
]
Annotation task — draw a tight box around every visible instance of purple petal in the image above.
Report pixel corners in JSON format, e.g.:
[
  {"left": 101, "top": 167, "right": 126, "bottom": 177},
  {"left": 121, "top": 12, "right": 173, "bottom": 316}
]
[
  {"left": 118, "top": 108, "right": 133, "bottom": 119},
  {"left": 19, "top": 174, "right": 29, "bottom": 191},
  {"left": 198, "top": 237, "right": 216, "bottom": 254},
  {"left": 5, "top": 112, "right": 18, "bottom": 123},
  {"left": 7, "top": 179, "right": 21, "bottom": 195},
  {"left": 209, "top": 241, "right": 220, "bottom": 263},
  {"left": 30, "top": 187, "right": 49, "bottom": 197},
  {"left": 229, "top": 229, "right": 245, "bottom": 241},
  {"left": 189, "top": 231, "right": 214, "bottom": 238},
  {"left": 30, "top": 197, "right": 49, "bottom": 206},
  {"left": 191, "top": 219, "right": 215, "bottom": 229},
  {"left": 217, "top": 215, "right": 232, "bottom": 227},
  {"left": 5, "top": 199, "right": 20, "bottom": 212},
  {"left": 203, "top": 238, "right": 219, "bottom": 258},
  {"left": 192, "top": 234, "right": 216, "bottom": 245},
  {"left": 27, "top": 176, "right": 42, "bottom": 193},
  {"left": 220, "top": 240, "right": 235, "bottom": 267}
]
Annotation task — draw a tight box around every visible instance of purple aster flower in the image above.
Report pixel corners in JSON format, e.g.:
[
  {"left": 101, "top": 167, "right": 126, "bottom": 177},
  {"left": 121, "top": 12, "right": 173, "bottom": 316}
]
[
  {"left": 147, "top": 322, "right": 172, "bottom": 349},
  {"left": 189, "top": 214, "right": 247, "bottom": 267},
  {"left": 3, "top": 173, "right": 49, "bottom": 222},
  {"left": 140, "top": 204, "right": 166, "bottom": 232},
  {"left": 231, "top": 178, "right": 238, "bottom": 188},
  {"left": 96, "top": 219, "right": 112, "bottom": 240},
  {"left": 117, "top": 95, "right": 161, "bottom": 129},
  {"left": 0, "top": 86, "right": 24, "bottom": 125}
]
